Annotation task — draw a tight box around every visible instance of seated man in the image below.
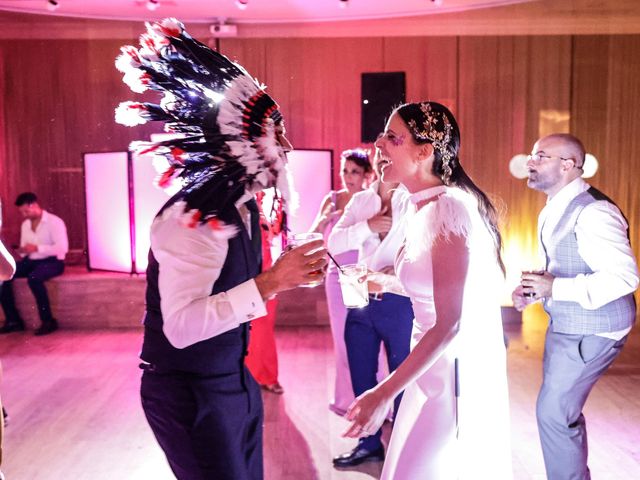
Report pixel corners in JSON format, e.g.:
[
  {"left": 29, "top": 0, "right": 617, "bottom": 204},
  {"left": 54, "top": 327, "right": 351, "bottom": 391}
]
[{"left": 0, "top": 192, "right": 68, "bottom": 336}]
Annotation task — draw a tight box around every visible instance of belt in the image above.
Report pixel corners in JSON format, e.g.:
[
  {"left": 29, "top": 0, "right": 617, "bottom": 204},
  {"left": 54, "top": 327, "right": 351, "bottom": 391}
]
[{"left": 369, "top": 292, "right": 384, "bottom": 301}]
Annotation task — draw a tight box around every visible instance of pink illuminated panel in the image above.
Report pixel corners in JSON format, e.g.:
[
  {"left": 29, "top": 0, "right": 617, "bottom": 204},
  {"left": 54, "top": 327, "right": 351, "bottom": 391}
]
[
  {"left": 84, "top": 148, "right": 332, "bottom": 272},
  {"left": 131, "top": 153, "right": 175, "bottom": 272},
  {"left": 285, "top": 149, "right": 332, "bottom": 234},
  {"left": 83, "top": 152, "right": 132, "bottom": 272}
]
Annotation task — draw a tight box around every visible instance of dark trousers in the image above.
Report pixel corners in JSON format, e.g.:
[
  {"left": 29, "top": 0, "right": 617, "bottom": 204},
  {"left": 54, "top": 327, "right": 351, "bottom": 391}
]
[
  {"left": 141, "top": 366, "right": 264, "bottom": 480},
  {"left": 0, "top": 256, "right": 64, "bottom": 326},
  {"left": 344, "top": 293, "right": 414, "bottom": 451}
]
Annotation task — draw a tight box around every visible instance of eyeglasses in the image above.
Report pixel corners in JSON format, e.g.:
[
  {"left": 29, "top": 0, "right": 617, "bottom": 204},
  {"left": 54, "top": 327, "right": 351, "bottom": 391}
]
[{"left": 527, "top": 153, "right": 583, "bottom": 170}]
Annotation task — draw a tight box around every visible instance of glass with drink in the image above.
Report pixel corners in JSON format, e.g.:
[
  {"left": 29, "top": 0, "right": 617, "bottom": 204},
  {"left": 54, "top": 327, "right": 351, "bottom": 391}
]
[
  {"left": 338, "top": 263, "right": 369, "bottom": 308},
  {"left": 287, "top": 232, "right": 325, "bottom": 288}
]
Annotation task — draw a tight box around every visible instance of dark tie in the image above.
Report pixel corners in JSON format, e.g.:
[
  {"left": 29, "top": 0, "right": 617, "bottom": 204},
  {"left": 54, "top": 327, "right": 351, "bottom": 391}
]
[{"left": 244, "top": 198, "right": 263, "bottom": 268}]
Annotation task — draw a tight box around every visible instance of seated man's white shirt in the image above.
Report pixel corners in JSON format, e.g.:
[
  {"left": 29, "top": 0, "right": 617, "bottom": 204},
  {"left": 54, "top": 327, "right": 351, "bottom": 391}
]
[{"left": 20, "top": 210, "right": 68, "bottom": 260}]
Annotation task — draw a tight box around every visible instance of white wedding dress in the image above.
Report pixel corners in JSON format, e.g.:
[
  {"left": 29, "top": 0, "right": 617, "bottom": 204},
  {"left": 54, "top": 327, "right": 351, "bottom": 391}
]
[{"left": 381, "top": 185, "right": 513, "bottom": 480}]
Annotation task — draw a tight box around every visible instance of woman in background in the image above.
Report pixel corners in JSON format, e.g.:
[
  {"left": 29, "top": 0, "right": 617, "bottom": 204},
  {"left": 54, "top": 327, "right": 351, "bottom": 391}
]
[
  {"left": 245, "top": 192, "right": 286, "bottom": 394},
  {"left": 344, "top": 102, "right": 512, "bottom": 479},
  {"left": 309, "top": 149, "right": 372, "bottom": 415}
]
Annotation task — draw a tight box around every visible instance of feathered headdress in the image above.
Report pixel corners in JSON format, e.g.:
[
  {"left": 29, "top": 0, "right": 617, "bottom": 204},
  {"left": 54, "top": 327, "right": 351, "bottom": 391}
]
[{"left": 114, "top": 18, "right": 294, "bottom": 230}]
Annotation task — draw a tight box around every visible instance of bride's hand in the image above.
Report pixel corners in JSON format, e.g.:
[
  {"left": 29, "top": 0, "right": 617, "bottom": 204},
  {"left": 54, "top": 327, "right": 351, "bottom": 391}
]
[
  {"left": 342, "top": 386, "right": 392, "bottom": 438},
  {"left": 364, "top": 266, "right": 396, "bottom": 295}
]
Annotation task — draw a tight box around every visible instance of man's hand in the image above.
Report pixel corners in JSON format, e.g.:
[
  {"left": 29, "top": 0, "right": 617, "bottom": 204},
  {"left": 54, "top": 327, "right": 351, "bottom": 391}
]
[
  {"left": 18, "top": 244, "right": 37, "bottom": 255},
  {"left": 255, "top": 239, "right": 327, "bottom": 299},
  {"left": 521, "top": 270, "right": 554, "bottom": 299},
  {"left": 367, "top": 206, "right": 392, "bottom": 234},
  {"left": 512, "top": 271, "right": 554, "bottom": 311},
  {"left": 511, "top": 284, "right": 533, "bottom": 312}
]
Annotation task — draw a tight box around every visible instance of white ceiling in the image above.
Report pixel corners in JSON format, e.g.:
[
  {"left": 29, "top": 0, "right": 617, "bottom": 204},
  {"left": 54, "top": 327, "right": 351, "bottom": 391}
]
[{"left": 0, "top": 0, "right": 534, "bottom": 24}]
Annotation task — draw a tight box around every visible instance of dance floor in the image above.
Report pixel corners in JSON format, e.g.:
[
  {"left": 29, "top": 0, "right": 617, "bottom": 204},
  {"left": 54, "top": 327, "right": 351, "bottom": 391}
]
[{"left": 1, "top": 304, "right": 639, "bottom": 479}]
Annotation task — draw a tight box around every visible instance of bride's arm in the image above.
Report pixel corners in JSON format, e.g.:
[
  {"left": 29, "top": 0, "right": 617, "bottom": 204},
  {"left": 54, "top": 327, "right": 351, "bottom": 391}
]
[{"left": 343, "top": 233, "right": 469, "bottom": 438}]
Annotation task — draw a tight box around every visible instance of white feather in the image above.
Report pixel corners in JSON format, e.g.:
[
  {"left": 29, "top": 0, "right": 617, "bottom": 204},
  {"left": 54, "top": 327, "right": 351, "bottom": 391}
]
[
  {"left": 115, "top": 102, "right": 148, "bottom": 127},
  {"left": 403, "top": 189, "right": 475, "bottom": 262}
]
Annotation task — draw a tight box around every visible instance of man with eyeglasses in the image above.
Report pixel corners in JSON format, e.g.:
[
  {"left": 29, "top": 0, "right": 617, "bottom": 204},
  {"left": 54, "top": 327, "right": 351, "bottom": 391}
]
[{"left": 512, "top": 133, "right": 638, "bottom": 480}]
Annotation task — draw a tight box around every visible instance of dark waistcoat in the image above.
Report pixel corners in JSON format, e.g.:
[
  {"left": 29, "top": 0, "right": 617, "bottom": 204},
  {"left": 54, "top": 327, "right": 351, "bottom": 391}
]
[{"left": 141, "top": 200, "right": 261, "bottom": 376}]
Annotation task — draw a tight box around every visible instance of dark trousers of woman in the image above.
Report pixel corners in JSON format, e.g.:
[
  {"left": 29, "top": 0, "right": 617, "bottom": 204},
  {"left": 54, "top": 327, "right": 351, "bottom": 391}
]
[
  {"left": 344, "top": 293, "right": 414, "bottom": 452},
  {"left": 0, "top": 256, "right": 64, "bottom": 327}
]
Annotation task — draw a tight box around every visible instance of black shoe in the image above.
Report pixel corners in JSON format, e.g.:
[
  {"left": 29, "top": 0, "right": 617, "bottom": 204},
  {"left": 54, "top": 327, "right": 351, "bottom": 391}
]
[
  {"left": 0, "top": 322, "right": 25, "bottom": 334},
  {"left": 34, "top": 320, "right": 58, "bottom": 336},
  {"left": 333, "top": 445, "right": 384, "bottom": 468}
]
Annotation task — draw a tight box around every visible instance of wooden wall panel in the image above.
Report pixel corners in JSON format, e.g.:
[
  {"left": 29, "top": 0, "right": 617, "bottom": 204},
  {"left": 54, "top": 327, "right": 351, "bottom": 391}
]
[
  {"left": 224, "top": 37, "right": 385, "bottom": 187},
  {"left": 0, "top": 39, "right": 161, "bottom": 257},
  {"left": 572, "top": 35, "right": 640, "bottom": 264},
  {"left": 382, "top": 37, "right": 458, "bottom": 108},
  {"left": 458, "top": 36, "right": 573, "bottom": 288},
  {"left": 0, "top": 34, "right": 637, "bottom": 283},
  {"left": 514, "top": 36, "right": 572, "bottom": 265}
]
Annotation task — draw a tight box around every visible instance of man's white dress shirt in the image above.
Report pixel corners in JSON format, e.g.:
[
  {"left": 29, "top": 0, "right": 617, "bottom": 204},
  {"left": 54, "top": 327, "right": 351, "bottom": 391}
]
[
  {"left": 151, "top": 197, "right": 266, "bottom": 349},
  {"left": 20, "top": 210, "right": 68, "bottom": 261}
]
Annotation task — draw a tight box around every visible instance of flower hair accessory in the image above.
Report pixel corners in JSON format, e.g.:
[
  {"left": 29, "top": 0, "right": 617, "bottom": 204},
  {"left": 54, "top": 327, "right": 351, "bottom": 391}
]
[
  {"left": 407, "top": 102, "right": 454, "bottom": 184},
  {"left": 114, "top": 18, "right": 294, "bottom": 229}
]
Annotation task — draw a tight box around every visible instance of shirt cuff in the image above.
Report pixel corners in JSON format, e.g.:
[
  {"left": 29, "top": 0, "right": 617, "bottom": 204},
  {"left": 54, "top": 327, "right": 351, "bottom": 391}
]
[
  {"left": 552, "top": 277, "right": 577, "bottom": 302},
  {"left": 226, "top": 279, "right": 267, "bottom": 322}
]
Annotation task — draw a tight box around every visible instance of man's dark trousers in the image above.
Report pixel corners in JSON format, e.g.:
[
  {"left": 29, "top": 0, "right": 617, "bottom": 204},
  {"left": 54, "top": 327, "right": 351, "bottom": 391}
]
[{"left": 0, "top": 256, "right": 64, "bottom": 327}]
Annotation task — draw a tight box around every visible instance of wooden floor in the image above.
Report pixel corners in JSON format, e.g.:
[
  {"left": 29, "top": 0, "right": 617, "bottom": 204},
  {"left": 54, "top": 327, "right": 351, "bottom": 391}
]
[{"left": 1, "top": 305, "right": 639, "bottom": 479}]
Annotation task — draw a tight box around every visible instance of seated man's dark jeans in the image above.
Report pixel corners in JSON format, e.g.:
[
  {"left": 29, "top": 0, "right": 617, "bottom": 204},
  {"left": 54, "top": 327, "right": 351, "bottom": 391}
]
[{"left": 0, "top": 256, "right": 64, "bottom": 327}]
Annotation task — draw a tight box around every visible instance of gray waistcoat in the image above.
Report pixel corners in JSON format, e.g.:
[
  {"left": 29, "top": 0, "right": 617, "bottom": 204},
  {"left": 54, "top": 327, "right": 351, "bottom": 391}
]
[{"left": 542, "top": 187, "right": 636, "bottom": 334}]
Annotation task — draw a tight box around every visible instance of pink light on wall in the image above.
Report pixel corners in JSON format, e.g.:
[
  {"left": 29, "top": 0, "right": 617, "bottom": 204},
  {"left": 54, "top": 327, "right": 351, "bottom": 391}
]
[
  {"left": 131, "top": 153, "right": 177, "bottom": 272},
  {"left": 285, "top": 149, "right": 333, "bottom": 234},
  {"left": 83, "top": 152, "right": 133, "bottom": 272},
  {"left": 84, "top": 151, "right": 173, "bottom": 273},
  {"left": 83, "top": 148, "right": 333, "bottom": 272}
]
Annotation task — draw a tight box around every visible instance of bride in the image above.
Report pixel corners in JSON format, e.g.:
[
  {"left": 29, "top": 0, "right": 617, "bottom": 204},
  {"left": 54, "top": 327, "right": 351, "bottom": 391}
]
[{"left": 343, "top": 102, "right": 512, "bottom": 480}]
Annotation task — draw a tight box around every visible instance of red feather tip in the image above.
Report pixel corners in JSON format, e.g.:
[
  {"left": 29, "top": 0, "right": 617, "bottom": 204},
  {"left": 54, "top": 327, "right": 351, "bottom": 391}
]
[
  {"left": 158, "top": 166, "right": 176, "bottom": 188},
  {"left": 187, "top": 210, "right": 202, "bottom": 228},
  {"left": 120, "top": 46, "right": 141, "bottom": 62},
  {"left": 138, "top": 144, "right": 160, "bottom": 155},
  {"left": 170, "top": 147, "right": 186, "bottom": 163},
  {"left": 156, "top": 23, "right": 182, "bottom": 38},
  {"left": 207, "top": 217, "right": 223, "bottom": 231}
]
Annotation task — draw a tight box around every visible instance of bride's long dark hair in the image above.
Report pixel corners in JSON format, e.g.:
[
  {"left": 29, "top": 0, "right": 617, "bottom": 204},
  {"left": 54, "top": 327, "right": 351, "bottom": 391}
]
[{"left": 396, "top": 102, "right": 505, "bottom": 274}]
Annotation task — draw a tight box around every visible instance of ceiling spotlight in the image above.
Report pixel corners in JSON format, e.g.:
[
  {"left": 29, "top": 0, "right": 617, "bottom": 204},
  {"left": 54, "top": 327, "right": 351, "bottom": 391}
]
[
  {"left": 339, "top": 0, "right": 349, "bottom": 9},
  {"left": 236, "top": 0, "right": 248, "bottom": 10},
  {"left": 46, "top": 0, "right": 59, "bottom": 11},
  {"left": 146, "top": 0, "right": 159, "bottom": 11}
]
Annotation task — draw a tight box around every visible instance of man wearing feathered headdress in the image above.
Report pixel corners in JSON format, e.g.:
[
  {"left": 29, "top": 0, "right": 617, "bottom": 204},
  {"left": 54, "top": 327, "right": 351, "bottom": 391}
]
[{"left": 115, "top": 19, "right": 327, "bottom": 479}]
